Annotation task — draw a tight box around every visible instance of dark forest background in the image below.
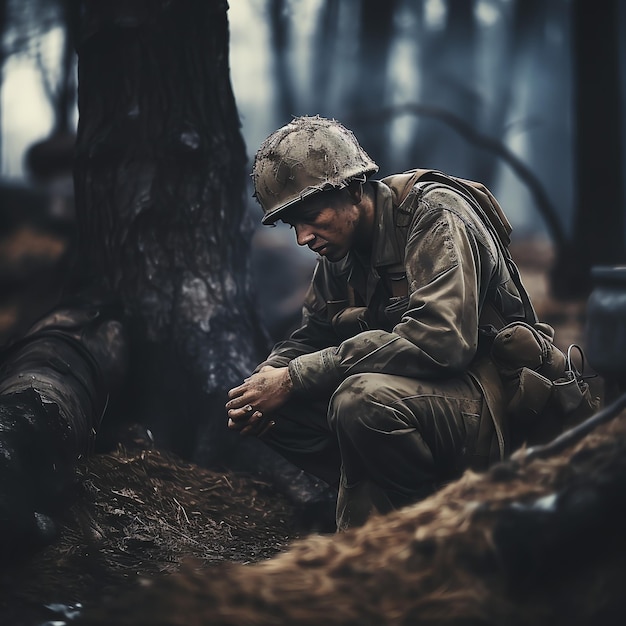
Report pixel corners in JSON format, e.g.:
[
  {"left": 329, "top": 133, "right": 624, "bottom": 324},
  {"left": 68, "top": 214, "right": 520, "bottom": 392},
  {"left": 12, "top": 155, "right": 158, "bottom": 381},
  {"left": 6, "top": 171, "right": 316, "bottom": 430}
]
[
  {"left": 0, "top": 0, "right": 624, "bottom": 347},
  {"left": 227, "top": 0, "right": 626, "bottom": 303}
]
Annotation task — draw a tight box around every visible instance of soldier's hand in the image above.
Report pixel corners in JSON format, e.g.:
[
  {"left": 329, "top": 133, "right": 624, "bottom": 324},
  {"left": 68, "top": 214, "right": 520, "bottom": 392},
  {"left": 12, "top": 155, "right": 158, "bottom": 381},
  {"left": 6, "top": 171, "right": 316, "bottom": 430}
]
[{"left": 225, "top": 366, "right": 293, "bottom": 436}]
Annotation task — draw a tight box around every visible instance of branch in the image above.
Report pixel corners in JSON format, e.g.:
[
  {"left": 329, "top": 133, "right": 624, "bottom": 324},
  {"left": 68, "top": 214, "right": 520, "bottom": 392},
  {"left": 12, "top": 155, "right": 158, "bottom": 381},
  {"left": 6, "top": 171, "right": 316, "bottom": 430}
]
[
  {"left": 349, "top": 103, "right": 568, "bottom": 249},
  {"left": 522, "top": 391, "right": 626, "bottom": 462}
]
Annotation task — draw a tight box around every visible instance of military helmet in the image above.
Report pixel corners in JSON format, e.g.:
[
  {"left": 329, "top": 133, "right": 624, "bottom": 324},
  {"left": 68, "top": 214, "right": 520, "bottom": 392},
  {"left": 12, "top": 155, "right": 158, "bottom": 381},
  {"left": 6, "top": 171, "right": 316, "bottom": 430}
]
[{"left": 252, "top": 116, "right": 379, "bottom": 225}]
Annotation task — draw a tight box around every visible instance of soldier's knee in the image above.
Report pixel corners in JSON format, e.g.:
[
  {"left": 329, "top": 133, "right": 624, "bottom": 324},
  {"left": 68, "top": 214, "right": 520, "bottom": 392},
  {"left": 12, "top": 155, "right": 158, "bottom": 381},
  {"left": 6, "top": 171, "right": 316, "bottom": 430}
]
[{"left": 328, "top": 374, "right": 385, "bottom": 436}]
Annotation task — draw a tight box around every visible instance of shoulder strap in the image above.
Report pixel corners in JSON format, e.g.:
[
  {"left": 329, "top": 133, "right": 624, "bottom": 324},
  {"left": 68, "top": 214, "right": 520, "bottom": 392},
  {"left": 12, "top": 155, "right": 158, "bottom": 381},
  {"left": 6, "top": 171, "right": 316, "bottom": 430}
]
[
  {"left": 382, "top": 169, "right": 512, "bottom": 246},
  {"left": 381, "top": 169, "right": 537, "bottom": 325}
]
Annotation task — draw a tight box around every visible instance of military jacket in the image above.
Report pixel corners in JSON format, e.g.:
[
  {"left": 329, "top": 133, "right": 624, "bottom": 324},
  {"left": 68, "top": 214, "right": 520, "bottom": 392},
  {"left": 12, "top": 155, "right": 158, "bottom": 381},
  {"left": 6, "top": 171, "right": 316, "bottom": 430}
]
[{"left": 259, "top": 174, "right": 530, "bottom": 395}]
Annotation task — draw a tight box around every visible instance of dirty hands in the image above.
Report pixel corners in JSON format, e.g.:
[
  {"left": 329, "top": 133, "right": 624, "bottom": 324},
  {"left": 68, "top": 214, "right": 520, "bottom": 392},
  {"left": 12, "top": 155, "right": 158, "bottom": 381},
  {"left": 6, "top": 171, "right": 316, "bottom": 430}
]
[{"left": 226, "top": 366, "right": 293, "bottom": 436}]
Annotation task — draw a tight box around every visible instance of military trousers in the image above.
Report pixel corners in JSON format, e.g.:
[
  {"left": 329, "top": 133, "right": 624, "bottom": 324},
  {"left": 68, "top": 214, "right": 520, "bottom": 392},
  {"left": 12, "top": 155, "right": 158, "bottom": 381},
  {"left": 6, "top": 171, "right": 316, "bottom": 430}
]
[{"left": 262, "top": 371, "right": 486, "bottom": 529}]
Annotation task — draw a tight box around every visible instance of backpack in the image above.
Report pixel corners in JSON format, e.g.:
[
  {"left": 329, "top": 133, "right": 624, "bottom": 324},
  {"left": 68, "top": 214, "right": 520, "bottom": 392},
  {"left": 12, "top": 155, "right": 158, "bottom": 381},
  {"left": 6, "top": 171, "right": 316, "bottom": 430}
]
[{"left": 382, "top": 169, "right": 600, "bottom": 448}]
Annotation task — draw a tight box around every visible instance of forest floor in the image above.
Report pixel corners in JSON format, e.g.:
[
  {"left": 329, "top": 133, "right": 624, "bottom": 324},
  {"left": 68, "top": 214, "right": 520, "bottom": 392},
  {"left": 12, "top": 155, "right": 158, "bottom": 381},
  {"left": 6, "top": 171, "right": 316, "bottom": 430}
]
[
  {"left": 0, "top": 190, "right": 596, "bottom": 625},
  {"left": 0, "top": 445, "right": 300, "bottom": 626}
]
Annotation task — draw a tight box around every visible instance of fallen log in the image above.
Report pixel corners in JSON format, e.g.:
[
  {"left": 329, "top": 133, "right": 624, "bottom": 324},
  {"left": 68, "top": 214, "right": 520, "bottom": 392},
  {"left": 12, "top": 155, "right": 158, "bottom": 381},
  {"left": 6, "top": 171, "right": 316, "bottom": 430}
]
[
  {"left": 0, "top": 297, "right": 128, "bottom": 555},
  {"left": 79, "top": 401, "right": 626, "bottom": 626}
]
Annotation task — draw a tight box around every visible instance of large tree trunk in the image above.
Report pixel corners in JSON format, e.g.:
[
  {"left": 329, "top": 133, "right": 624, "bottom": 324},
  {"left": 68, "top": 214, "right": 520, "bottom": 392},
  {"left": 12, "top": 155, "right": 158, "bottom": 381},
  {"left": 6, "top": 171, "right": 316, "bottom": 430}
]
[
  {"left": 72, "top": 0, "right": 268, "bottom": 462},
  {"left": 0, "top": 0, "right": 336, "bottom": 557}
]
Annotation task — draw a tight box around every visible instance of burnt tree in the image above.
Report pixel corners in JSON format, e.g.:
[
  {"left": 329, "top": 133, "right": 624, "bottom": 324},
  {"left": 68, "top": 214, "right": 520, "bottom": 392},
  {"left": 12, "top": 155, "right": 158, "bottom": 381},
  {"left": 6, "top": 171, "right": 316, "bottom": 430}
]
[
  {"left": 0, "top": 0, "right": 334, "bottom": 557},
  {"left": 72, "top": 0, "right": 269, "bottom": 462}
]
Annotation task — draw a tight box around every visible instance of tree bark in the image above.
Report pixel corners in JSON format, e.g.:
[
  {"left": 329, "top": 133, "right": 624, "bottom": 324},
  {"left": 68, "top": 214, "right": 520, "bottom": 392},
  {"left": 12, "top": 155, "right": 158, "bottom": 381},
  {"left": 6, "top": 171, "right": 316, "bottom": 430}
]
[
  {"left": 72, "top": 0, "right": 269, "bottom": 461},
  {"left": 1, "top": 0, "right": 332, "bottom": 556}
]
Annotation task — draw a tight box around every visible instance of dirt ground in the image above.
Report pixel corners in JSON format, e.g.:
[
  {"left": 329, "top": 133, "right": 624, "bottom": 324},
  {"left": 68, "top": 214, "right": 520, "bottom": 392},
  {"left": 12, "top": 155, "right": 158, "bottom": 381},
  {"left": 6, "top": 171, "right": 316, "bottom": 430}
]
[
  {"left": 0, "top": 445, "right": 301, "bottom": 625},
  {"left": 0, "top": 191, "right": 595, "bottom": 625}
]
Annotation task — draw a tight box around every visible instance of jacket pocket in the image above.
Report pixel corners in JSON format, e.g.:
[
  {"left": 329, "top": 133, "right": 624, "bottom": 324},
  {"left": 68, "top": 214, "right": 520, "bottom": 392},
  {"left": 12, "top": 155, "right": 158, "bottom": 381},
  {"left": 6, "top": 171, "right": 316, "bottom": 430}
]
[{"left": 384, "top": 296, "right": 410, "bottom": 327}]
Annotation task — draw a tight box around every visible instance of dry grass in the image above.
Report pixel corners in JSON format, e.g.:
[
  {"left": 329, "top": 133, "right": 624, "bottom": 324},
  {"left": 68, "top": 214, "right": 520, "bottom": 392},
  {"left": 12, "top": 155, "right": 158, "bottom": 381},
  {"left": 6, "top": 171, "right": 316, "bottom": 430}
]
[
  {"left": 78, "top": 409, "right": 626, "bottom": 626},
  {"left": 0, "top": 446, "right": 299, "bottom": 625}
]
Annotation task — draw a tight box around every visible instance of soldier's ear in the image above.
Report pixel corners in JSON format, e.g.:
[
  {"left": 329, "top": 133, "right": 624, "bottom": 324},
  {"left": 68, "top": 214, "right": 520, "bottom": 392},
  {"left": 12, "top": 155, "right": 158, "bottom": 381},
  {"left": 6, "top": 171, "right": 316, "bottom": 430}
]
[{"left": 347, "top": 181, "right": 363, "bottom": 205}]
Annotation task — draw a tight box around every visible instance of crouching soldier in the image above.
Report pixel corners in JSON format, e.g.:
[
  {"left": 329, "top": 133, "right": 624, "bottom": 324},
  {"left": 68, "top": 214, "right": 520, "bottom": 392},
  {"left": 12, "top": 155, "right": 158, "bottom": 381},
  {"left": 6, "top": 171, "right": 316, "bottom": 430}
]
[{"left": 226, "top": 115, "right": 545, "bottom": 530}]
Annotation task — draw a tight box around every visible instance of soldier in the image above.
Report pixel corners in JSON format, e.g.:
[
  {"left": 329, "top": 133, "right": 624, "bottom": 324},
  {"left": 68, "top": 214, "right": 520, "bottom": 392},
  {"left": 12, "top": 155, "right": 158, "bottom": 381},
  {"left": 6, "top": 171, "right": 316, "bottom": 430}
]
[{"left": 226, "top": 115, "right": 538, "bottom": 530}]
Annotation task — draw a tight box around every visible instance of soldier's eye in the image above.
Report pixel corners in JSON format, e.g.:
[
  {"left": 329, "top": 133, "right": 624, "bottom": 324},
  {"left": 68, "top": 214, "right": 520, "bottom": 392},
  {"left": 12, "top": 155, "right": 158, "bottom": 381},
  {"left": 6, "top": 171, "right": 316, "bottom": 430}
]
[{"left": 302, "top": 210, "right": 321, "bottom": 223}]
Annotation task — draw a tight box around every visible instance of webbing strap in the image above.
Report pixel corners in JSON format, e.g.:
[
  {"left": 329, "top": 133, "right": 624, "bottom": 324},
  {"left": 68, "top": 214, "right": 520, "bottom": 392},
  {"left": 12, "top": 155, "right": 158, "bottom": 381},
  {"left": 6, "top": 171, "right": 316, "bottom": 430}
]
[{"left": 391, "top": 172, "right": 537, "bottom": 327}]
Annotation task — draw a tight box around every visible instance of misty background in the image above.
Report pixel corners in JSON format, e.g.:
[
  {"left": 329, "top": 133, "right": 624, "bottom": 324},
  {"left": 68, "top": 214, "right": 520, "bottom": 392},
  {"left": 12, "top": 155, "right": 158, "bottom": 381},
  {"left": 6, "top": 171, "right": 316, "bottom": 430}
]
[{"left": 0, "top": 0, "right": 624, "bottom": 343}]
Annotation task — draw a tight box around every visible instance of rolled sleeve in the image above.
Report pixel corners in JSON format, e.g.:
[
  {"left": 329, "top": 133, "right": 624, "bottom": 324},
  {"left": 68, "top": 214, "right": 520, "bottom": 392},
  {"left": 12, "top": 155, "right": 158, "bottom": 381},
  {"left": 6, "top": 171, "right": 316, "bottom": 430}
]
[{"left": 288, "top": 347, "right": 341, "bottom": 393}]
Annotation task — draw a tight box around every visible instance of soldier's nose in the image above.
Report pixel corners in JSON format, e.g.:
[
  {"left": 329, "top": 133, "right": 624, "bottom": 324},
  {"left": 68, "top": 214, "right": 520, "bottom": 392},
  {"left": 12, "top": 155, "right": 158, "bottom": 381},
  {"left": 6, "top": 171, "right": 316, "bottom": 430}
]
[{"left": 295, "top": 225, "right": 314, "bottom": 247}]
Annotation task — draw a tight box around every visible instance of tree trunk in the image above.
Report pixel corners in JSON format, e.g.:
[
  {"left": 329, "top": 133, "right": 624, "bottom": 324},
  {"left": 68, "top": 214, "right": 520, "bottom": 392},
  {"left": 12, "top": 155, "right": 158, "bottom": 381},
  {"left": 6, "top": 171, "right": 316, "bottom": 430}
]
[
  {"left": 54, "top": 0, "right": 79, "bottom": 135},
  {"left": 268, "top": 0, "right": 297, "bottom": 125},
  {"left": 72, "top": 0, "right": 269, "bottom": 462},
  {"left": 471, "top": 0, "right": 542, "bottom": 187},
  {"left": 0, "top": 0, "right": 8, "bottom": 169},
  {"left": 410, "top": 0, "right": 479, "bottom": 179},
  {"left": 0, "top": 299, "right": 129, "bottom": 556},
  {"left": 0, "top": 0, "right": 340, "bottom": 557},
  {"left": 310, "top": 0, "right": 340, "bottom": 115},
  {"left": 552, "top": 0, "right": 624, "bottom": 298},
  {"left": 350, "top": 0, "right": 397, "bottom": 169}
]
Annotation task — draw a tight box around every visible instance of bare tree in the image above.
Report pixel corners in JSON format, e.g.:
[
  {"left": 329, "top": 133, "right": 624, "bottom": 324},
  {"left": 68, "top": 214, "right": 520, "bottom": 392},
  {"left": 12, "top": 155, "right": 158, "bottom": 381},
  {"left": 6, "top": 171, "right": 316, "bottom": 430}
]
[
  {"left": 24, "top": 0, "right": 78, "bottom": 181},
  {"left": 70, "top": 0, "right": 272, "bottom": 461},
  {"left": 310, "top": 0, "right": 340, "bottom": 114},
  {"left": 471, "top": 0, "right": 543, "bottom": 187},
  {"left": 0, "top": 0, "right": 9, "bottom": 168}
]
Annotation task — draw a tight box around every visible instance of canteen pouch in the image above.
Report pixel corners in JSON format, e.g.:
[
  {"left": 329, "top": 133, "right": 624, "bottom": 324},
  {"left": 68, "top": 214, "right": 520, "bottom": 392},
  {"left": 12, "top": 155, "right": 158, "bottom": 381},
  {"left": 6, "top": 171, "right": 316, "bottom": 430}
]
[
  {"left": 491, "top": 321, "right": 566, "bottom": 381},
  {"left": 506, "top": 367, "right": 553, "bottom": 422},
  {"left": 491, "top": 322, "right": 599, "bottom": 444},
  {"left": 551, "top": 345, "right": 600, "bottom": 429}
]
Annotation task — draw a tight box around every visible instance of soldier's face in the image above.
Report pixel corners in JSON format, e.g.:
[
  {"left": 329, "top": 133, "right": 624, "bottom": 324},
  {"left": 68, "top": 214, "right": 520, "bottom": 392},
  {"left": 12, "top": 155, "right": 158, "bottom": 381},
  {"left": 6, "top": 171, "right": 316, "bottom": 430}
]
[{"left": 282, "top": 192, "right": 362, "bottom": 261}]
